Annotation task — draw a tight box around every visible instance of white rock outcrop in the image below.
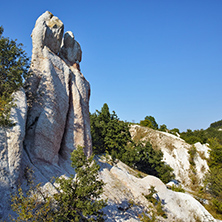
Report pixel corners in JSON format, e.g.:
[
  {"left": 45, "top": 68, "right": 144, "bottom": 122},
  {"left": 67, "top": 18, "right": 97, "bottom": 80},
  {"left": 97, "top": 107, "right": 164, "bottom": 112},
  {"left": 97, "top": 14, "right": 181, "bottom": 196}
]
[
  {"left": 0, "top": 11, "right": 217, "bottom": 222},
  {"left": 129, "top": 125, "right": 209, "bottom": 187},
  {"left": 99, "top": 158, "right": 216, "bottom": 222},
  {"left": 0, "top": 89, "right": 27, "bottom": 218},
  {"left": 0, "top": 11, "right": 92, "bottom": 220},
  {"left": 24, "top": 11, "right": 92, "bottom": 179}
]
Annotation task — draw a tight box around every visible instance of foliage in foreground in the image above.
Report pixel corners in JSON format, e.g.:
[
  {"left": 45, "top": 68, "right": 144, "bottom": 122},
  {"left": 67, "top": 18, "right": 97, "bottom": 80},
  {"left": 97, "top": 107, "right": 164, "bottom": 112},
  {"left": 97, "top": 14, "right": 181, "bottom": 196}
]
[
  {"left": 11, "top": 146, "right": 106, "bottom": 221},
  {"left": 0, "top": 26, "right": 30, "bottom": 127},
  {"left": 11, "top": 183, "right": 54, "bottom": 222}
]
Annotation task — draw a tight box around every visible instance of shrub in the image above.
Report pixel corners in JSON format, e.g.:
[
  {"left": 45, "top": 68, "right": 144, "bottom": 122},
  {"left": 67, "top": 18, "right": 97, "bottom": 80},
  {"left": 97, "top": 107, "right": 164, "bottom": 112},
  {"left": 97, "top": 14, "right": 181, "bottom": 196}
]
[
  {"left": 121, "top": 142, "right": 174, "bottom": 183},
  {"left": 11, "top": 146, "right": 106, "bottom": 221},
  {"left": 171, "top": 184, "right": 185, "bottom": 193},
  {"left": 144, "top": 186, "right": 167, "bottom": 219}
]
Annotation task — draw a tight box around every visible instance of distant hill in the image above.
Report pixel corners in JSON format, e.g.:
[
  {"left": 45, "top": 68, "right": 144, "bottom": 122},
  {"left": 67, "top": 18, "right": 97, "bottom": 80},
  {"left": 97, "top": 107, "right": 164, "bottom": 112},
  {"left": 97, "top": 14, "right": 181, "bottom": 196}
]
[{"left": 180, "top": 119, "right": 222, "bottom": 145}]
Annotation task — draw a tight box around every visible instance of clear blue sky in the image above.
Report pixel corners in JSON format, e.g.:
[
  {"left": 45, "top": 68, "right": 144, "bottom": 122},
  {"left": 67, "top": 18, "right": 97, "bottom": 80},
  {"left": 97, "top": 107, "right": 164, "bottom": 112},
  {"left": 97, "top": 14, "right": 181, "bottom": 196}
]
[{"left": 1, "top": 0, "right": 221, "bottom": 132}]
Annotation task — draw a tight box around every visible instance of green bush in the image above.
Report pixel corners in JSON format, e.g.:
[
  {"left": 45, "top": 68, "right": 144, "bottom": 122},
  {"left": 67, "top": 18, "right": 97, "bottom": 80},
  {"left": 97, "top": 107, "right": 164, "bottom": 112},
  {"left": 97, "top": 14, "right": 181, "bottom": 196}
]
[
  {"left": 121, "top": 142, "right": 174, "bottom": 183},
  {"left": 90, "top": 103, "right": 131, "bottom": 157},
  {"left": 205, "top": 138, "right": 222, "bottom": 216},
  {"left": 140, "top": 116, "right": 158, "bottom": 130},
  {"left": 171, "top": 184, "right": 185, "bottom": 193},
  {"left": 144, "top": 186, "right": 167, "bottom": 219},
  {"left": 90, "top": 104, "right": 174, "bottom": 184},
  {"left": 11, "top": 146, "right": 106, "bottom": 221},
  {"left": 188, "top": 145, "right": 197, "bottom": 167}
]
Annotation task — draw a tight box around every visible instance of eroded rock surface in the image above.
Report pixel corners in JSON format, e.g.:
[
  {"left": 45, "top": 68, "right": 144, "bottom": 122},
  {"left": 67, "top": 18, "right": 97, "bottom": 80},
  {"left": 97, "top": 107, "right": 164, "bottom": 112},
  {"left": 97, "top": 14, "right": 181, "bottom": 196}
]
[
  {"left": 98, "top": 158, "right": 216, "bottom": 222},
  {"left": 24, "top": 11, "right": 91, "bottom": 178},
  {"left": 0, "top": 11, "right": 92, "bottom": 220}
]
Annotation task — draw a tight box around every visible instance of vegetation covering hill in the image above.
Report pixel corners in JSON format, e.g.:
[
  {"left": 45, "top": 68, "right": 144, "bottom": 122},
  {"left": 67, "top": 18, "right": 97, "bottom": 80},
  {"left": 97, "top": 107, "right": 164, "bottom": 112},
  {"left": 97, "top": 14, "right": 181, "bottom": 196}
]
[
  {"left": 90, "top": 103, "right": 174, "bottom": 184},
  {"left": 180, "top": 120, "right": 222, "bottom": 145},
  {"left": 91, "top": 104, "right": 222, "bottom": 219}
]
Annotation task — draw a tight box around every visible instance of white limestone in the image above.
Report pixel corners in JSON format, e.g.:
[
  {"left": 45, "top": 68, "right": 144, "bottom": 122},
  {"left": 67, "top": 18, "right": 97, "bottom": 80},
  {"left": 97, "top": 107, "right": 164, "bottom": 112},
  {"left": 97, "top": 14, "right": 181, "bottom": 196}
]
[{"left": 129, "top": 125, "right": 209, "bottom": 187}]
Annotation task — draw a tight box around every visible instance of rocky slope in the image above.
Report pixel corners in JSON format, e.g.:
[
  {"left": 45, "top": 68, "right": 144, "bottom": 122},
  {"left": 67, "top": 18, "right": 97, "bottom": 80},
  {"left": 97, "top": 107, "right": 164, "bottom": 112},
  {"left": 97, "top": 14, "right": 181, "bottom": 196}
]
[
  {"left": 0, "top": 11, "right": 219, "bottom": 222},
  {"left": 129, "top": 125, "right": 209, "bottom": 188}
]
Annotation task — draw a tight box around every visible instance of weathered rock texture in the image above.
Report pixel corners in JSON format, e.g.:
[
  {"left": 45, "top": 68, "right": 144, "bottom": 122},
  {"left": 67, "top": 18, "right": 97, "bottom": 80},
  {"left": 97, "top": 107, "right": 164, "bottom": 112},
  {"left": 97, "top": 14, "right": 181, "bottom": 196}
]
[
  {"left": 129, "top": 125, "right": 209, "bottom": 187},
  {"left": 0, "top": 89, "right": 27, "bottom": 218},
  {"left": 98, "top": 159, "right": 216, "bottom": 222},
  {"left": 0, "top": 11, "right": 92, "bottom": 220},
  {"left": 24, "top": 11, "right": 92, "bottom": 179}
]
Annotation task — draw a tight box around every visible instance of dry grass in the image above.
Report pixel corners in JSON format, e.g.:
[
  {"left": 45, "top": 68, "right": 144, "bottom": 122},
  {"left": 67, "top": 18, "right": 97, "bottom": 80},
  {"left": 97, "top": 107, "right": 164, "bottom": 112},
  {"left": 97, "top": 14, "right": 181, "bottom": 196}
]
[{"left": 133, "top": 127, "right": 148, "bottom": 142}]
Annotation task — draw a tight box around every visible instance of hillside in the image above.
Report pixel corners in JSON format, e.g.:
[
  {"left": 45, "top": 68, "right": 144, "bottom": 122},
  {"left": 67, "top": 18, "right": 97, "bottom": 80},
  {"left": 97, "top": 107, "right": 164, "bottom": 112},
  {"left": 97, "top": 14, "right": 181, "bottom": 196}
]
[
  {"left": 0, "top": 11, "right": 221, "bottom": 222},
  {"left": 130, "top": 125, "right": 209, "bottom": 188}
]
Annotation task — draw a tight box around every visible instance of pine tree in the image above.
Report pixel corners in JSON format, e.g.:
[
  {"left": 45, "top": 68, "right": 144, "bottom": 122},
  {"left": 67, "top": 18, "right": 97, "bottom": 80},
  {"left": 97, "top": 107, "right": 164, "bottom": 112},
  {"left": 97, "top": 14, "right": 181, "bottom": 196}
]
[{"left": 90, "top": 103, "right": 131, "bottom": 157}]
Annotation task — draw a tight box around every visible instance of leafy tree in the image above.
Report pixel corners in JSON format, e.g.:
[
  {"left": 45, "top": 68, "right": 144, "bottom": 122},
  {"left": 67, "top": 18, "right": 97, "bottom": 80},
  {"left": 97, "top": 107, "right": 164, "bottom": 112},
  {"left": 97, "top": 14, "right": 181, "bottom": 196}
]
[
  {"left": 210, "top": 120, "right": 222, "bottom": 129},
  {"left": 159, "top": 124, "right": 167, "bottom": 132},
  {"left": 0, "top": 26, "right": 29, "bottom": 127},
  {"left": 169, "top": 128, "right": 180, "bottom": 136},
  {"left": 90, "top": 103, "right": 131, "bottom": 158},
  {"left": 180, "top": 129, "right": 208, "bottom": 144},
  {"left": 11, "top": 146, "right": 106, "bottom": 221},
  {"left": 140, "top": 116, "right": 158, "bottom": 130}
]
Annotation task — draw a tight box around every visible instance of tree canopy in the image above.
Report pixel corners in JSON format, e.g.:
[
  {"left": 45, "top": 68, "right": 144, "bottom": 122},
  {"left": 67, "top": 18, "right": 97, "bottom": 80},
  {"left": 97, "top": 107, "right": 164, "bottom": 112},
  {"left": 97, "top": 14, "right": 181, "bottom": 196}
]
[
  {"left": 90, "top": 103, "right": 174, "bottom": 183},
  {"left": 0, "top": 26, "right": 30, "bottom": 127},
  {"left": 140, "top": 116, "right": 158, "bottom": 130},
  {"left": 206, "top": 138, "right": 222, "bottom": 215},
  {"left": 90, "top": 103, "right": 131, "bottom": 158}
]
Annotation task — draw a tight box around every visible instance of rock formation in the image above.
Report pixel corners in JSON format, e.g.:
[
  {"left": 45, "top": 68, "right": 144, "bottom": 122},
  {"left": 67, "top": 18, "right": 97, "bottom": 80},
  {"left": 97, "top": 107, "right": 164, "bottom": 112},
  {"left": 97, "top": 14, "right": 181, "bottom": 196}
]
[
  {"left": 0, "top": 11, "right": 92, "bottom": 220},
  {"left": 0, "top": 11, "right": 219, "bottom": 222},
  {"left": 24, "top": 11, "right": 92, "bottom": 179}
]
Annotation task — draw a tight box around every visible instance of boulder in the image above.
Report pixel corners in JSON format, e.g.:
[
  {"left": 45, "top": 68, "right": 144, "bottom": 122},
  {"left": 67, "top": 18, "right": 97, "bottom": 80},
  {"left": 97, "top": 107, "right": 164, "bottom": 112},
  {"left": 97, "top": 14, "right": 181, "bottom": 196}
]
[{"left": 99, "top": 158, "right": 216, "bottom": 222}]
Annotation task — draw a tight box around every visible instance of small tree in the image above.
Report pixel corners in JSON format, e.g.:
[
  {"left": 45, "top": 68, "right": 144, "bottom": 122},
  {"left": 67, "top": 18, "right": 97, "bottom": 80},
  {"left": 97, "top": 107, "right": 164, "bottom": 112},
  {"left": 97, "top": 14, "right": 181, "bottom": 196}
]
[
  {"left": 53, "top": 146, "right": 106, "bottom": 221},
  {"left": 0, "top": 26, "right": 30, "bottom": 127},
  {"left": 159, "top": 124, "right": 167, "bottom": 132},
  {"left": 140, "top": 116, "right": 158, "bottom": 130},
  {"left": 121, "top": 142, "right": 174, "bottom": 183},
  {"left": 11, "top": 146, "right": 106, "bottom": 221},
  {"left": 90, "top": 103, "right": 131, "bottom": 157}
]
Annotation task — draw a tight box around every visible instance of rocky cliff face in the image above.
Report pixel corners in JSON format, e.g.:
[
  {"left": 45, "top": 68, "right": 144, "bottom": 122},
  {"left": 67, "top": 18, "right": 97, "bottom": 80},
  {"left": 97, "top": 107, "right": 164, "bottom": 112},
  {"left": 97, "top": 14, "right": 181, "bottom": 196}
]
[{"left": 0, "top": 11, "right": 92, "bottom": 219}]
